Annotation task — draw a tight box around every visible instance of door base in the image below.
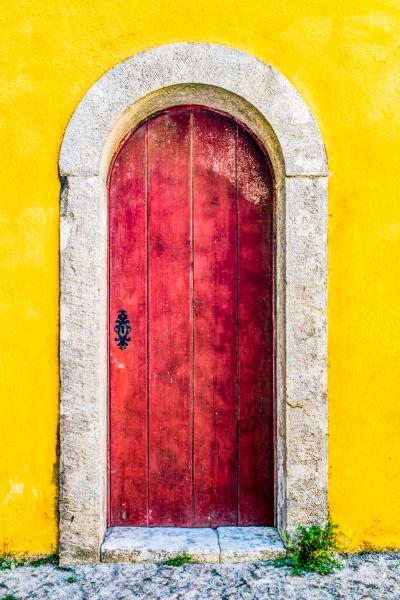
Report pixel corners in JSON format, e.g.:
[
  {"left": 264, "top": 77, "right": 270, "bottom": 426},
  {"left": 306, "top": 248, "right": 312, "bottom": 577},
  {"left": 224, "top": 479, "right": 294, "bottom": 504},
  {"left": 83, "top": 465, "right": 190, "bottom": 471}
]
[{"left": 101, "top": 526, "right": 285, "bottom": 563}]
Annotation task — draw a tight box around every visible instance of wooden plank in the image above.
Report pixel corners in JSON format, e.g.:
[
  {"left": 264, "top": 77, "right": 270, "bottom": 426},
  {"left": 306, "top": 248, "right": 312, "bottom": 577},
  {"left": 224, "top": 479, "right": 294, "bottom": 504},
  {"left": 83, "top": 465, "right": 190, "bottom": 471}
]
[
  {"left": 192, "top": 109, "right": 238, "bottom": 526},
  {"left": 237, "top": 126, "right": 274, "bottom": 525},
  {"left": 109, "top": 124, "right": 148, "bottom": 525},
  {"left": 147, "top": 109, "right": 193, "bottom": 526}
]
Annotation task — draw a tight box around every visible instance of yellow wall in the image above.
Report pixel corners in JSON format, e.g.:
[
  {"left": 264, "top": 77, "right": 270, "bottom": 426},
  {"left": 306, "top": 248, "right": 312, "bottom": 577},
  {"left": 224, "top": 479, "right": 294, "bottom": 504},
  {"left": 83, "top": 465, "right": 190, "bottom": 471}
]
[{"left": 1, "top": 0, "right": 399, "bottom": 555}]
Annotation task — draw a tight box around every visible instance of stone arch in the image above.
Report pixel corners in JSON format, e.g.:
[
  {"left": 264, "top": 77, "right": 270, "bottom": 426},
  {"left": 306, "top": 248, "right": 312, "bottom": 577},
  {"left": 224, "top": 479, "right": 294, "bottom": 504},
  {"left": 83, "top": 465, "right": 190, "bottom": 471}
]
[{"left": 59, "top": 43, "right": 328, "bottom": 564}]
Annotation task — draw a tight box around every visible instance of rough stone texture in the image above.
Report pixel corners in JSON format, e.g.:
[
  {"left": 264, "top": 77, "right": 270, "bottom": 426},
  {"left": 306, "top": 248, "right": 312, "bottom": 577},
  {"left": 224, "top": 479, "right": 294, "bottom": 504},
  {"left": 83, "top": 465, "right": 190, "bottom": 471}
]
[
  {"left": 284, "top": 177, "right": 328, "bottom": 528},
  {"left": 59, "top": 43, "right": 327, "bottom": 178},
  {"left": 101, "top": 527, "right": 220, "bottom": 563},
  {"left": 59, "top": 42, "right": 329, "bottom": 563},
  {"left": 218, "top": 527, "right": 285, "bottom": 563},
  {"left": 100, "top": 527, "right": 284, "bottom": 564},
  {"left": 59, "top": 175, "right": 108, "bottom": 564},
  {"left": 1, "top": 554, "right": 399, "bottom": 599}
]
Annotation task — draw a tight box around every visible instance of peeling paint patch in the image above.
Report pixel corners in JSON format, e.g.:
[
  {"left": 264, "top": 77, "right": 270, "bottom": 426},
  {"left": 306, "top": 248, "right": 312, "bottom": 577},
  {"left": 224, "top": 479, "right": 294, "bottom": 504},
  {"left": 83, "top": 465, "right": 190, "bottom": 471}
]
[
  {"left": 4, "top": 479, "right": 24, "bottom": 505},
  {"left": 26, "top": 306, "right": 40, "bottom": 319}
]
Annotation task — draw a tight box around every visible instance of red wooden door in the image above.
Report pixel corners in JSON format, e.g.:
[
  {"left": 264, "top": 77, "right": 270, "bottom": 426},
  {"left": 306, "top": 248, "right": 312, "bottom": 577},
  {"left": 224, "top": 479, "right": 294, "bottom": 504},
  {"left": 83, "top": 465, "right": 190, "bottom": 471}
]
[{"left": 109, "top": 106, "right": 274, "bottom": 527}]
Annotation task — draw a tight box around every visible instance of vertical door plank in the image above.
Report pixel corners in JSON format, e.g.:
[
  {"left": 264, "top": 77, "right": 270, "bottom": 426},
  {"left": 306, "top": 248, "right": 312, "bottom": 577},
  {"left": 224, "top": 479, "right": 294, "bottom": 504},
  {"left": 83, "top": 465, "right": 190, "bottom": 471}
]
[
  {"left": 147, "top": 110, "right": 193, "bottom": 526},
  {"left": 109, "top": 125, "right": 148, "bottom": 525},
  {"left": 237, "top": 127, "right": 274, "bottom": 525},
  {"left": 193, "top": 109, "right": 238, "bottom": 526}
]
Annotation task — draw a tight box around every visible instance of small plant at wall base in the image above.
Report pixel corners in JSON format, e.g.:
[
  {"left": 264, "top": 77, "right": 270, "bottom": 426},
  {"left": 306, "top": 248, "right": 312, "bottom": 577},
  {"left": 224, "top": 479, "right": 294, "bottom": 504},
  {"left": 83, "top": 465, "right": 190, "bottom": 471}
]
[
  {"left": 0, "top": 555, "right": 27, "bottom": 570},
  {"left": 30, "top": 553, "right": 58, "bottom": 567},
  {"left": 276, "top": 520, "right": 342, "bottom": 576},
  {"left": 0, "top": 553, "right": 58, "bottom": 570}
]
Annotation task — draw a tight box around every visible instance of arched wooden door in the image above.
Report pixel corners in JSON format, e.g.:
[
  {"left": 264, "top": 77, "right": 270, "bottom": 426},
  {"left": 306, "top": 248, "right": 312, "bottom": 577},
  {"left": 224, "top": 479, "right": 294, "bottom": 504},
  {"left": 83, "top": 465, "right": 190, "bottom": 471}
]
[{"left": 108, "top": 106, "right": 274, "bottom": 528}]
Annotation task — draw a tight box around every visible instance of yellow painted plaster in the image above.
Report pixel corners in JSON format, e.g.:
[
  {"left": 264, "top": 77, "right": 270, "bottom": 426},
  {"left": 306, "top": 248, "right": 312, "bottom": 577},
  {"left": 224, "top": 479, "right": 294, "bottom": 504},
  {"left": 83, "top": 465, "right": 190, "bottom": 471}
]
[{"left": 0, "top": 0, "right": 399, "bottom": 554}]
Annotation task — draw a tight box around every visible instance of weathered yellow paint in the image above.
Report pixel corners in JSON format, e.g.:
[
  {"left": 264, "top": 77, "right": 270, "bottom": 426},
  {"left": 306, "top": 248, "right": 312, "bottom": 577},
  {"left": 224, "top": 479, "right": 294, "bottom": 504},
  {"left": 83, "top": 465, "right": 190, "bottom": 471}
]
[{"left": 1, "top": 0, "right": 399, "bottom": 555}]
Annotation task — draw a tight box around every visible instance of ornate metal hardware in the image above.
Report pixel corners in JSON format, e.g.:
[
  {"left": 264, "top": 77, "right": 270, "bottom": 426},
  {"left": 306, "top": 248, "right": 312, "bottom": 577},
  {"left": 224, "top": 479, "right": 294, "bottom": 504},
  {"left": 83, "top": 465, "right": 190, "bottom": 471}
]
[{"left": 114, "top": 309, "right": 131, "bottom": 350}]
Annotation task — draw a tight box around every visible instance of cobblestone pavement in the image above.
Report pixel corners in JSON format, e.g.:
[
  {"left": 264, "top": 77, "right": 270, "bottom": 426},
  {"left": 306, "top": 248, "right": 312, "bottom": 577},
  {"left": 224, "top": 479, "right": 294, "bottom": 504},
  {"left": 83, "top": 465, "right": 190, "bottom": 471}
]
[{"left": 0, "top": 553, "right": 399, "bottom": 599}]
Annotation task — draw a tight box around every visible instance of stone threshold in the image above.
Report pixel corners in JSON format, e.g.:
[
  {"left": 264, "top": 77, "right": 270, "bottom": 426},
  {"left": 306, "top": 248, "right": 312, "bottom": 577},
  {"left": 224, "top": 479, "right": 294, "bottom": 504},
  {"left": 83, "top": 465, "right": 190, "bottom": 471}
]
[{"left": 101, "top": 526, "right": 285, "bottom": 563}]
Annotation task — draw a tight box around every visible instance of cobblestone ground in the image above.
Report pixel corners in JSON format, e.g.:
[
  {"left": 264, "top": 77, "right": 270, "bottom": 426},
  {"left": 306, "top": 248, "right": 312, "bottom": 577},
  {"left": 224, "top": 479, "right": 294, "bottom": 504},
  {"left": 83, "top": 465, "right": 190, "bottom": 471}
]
[{"left": 0, "top": 553, "right": 399, "bottom": 599}]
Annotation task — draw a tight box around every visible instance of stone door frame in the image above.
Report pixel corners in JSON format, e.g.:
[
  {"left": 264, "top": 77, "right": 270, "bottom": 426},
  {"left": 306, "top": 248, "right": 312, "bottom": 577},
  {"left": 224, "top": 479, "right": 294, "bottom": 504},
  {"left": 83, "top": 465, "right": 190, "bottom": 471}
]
[{"left": 58, "top": 43, "right": 328, "bottom": 565}]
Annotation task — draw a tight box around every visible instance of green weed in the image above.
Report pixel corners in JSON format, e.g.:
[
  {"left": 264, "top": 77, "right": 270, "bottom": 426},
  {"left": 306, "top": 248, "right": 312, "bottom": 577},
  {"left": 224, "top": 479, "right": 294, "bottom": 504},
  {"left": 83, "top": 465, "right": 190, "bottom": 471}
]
[
  {"left": 30, "top": 553, "right": 58, "bottom": 567},
  {"left": 277, "top": 519, "right": 342, "bottom": 576},
  {"left": 65, "top": 575, "right": 77, "bottom": 583},
  {"left": 0, "top": 552, "right": 58, "bottom": 570},
  {"left": 0, "top": 555, "right": 27, "bottom": 571},
  {"left": 165, "top": 552, "right": 192, "bottom": 566}
]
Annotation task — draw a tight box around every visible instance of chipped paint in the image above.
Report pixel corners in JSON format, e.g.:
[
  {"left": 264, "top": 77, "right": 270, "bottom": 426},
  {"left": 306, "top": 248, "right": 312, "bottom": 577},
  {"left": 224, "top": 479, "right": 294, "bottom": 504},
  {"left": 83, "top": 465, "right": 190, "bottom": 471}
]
[{"left": 4, "top": 479, "right": 24, "bottom": 505}]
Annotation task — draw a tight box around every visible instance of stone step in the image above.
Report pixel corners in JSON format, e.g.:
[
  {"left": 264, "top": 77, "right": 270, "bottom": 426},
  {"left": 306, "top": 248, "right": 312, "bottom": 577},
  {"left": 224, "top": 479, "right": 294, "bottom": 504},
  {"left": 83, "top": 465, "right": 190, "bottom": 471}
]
[{"left": 101, "top": 526, "right": 285, "bottom": 563}]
